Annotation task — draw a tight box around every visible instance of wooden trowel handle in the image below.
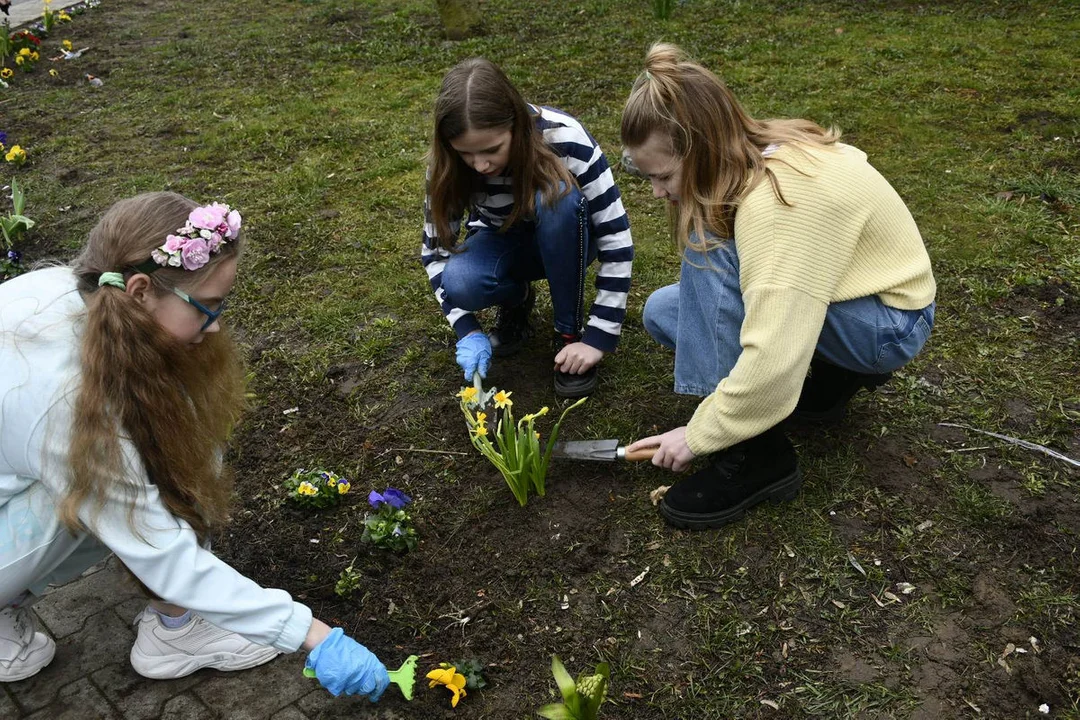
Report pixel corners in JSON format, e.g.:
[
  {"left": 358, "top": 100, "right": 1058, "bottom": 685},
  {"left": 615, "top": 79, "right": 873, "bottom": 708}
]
[{"left": 622, "top": 445, "right": 658, "bottom": 462}]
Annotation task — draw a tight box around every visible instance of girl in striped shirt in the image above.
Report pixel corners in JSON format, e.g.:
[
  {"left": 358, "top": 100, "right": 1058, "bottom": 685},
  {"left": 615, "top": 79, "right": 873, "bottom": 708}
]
[{"left": 421, "top": 57, "right": 633, "bottom": 398}]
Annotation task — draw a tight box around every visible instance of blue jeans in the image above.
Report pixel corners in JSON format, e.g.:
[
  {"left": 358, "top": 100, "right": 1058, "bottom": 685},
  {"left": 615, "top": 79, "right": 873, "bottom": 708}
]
[
  {"left": 440, "top": 186, "right": 595, "bottom": 337},
  {"left": 642, "top": 240, "right": 935, "bottom": 396}
]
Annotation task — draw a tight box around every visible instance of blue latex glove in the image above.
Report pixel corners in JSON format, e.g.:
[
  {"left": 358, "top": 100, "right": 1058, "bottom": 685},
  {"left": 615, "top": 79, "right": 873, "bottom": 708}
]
[
  {"left": 305, "top": 628, "right": 390, "bottom": 701},
  {"left": 455, "top": 332, "right": 492, "bottom": 381}
]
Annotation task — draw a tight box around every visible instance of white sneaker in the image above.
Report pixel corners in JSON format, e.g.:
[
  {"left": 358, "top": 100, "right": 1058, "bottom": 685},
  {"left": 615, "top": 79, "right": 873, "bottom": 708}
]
[
  {"left": 0, "top": 605, "right": 56, "bottom": 682},
  {"left": 129, "top": 608, "right": 281, "bottom": 679}
]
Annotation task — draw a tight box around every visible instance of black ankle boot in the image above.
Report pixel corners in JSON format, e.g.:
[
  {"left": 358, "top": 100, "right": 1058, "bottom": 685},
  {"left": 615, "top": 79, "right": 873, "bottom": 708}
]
[
  {"left": 490, "top": 284, "right": 535, "bottom": 357},
  {"left": 659, "top": 427, "right": 802, "bottom": 530},
  {"left": 552, "top": 332, "right": 598, "bottom": 398},
  {"left": 792, "top": 358, "right": 892, "bottom": 422}
]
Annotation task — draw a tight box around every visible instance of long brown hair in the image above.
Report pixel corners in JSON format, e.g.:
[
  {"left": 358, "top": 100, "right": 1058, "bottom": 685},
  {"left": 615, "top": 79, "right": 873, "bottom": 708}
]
[
  {"left": 64, "top": 192, "right": 245, "bottom": 539},
  {"left": 426, "top": 57, "right": 574, "bottom": 248},
  {"left": 621, "top": 43, "right": 841, "bottom": 251}
]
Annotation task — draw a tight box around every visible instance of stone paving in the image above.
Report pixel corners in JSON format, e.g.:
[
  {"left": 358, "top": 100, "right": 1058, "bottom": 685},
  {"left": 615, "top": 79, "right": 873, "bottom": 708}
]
[
  {"left": 2, "top": 558, "right": 407, "bottom": 719},
  {"left": 3, "top": 0, "right": 84, "bottom": 29}
]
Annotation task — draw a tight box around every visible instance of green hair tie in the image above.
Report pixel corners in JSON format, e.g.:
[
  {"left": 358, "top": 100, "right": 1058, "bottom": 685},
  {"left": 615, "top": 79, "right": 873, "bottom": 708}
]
[{"left": 97, "top": 272, "right": 127, "bottom": 290}]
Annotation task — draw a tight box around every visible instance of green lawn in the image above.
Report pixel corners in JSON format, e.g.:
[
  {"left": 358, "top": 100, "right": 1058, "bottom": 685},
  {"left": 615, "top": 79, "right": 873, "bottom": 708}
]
[{"left": 4, "top": 0, "right": 1078, "bottom": 717}]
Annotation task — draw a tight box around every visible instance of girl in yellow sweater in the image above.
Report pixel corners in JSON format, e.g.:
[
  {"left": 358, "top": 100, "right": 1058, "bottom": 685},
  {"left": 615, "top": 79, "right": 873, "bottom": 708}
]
[{"left": 622, "top": 44, "right": 936, "bottom": 530}]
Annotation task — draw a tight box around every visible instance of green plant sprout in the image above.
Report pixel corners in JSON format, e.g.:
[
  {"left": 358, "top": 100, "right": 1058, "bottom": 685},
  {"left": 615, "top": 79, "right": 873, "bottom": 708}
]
[
  {"left": 457, "top": 386, "right": 586, "bottom": 506},
  {"left": 537, "top": 655, "right": 610, "bottom": 720}
]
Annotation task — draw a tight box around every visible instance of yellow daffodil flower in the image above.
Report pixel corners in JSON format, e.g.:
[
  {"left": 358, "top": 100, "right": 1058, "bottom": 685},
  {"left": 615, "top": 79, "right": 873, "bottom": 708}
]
[
  {"left": 535, "top": 431, "right": 541, "bottom": 440},
  {"left": 476, "top": 411, "right": 487, "bottom": 426},
  {"left": 474, "top": 425, "right": 488, "bottom": 437},
  {"left": 0, "top": 68, "right": 12, "bottom": 79},
  {"left": 521, "top": 406, "right": 550, "bottom": 423},
  {"left": 58, "top": 11, "right": 71, "bottom": 20},
  {"left": 457, "top": 386, "right": 478, "bottom": 404},
  {"left": 62, "top": 39, "right": 72, "bottom": 50},
  {"left": 493, "top": 390, "right": 512, "bottom": 409},
  {"left": 426, "top": 666, "right": 467, "bottom": 708}
]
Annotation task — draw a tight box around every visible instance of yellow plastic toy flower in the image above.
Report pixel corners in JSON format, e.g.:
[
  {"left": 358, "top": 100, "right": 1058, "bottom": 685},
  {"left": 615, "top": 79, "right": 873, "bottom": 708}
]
[
  {"left": 0, "top": 68, "right": 12, "bottom": 79},
  {"left": 426, "top": 666, "right": 467, "bottom": 708},
  {"left": 493, "top": 390, "right": 513, "bottom": 409},
  {"left": 62, "top": 39, "right": 72, "bottom": 50},
  {"left": 457, "top": 386, "right": 478, "bottom": 404}
]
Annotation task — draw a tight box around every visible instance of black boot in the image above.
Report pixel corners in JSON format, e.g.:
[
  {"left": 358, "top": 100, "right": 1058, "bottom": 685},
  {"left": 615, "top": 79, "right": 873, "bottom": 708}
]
[
  {"left": 792, "top": 358, "right": 892, "bottom": 422},
  {"left": 552, "top": 332, "right": 599, "bottom": 398},
  {"left": 659, "top": 427, "right": 802, "bottom": 530},
  {"left": 489, "top": 284, "right": 535, "bottom": 357}
]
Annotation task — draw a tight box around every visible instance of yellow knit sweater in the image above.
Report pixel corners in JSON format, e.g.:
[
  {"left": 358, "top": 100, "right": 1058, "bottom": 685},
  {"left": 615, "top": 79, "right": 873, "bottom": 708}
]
[{"left": 683, "top": 142, "right": 936, "bottom": 456}]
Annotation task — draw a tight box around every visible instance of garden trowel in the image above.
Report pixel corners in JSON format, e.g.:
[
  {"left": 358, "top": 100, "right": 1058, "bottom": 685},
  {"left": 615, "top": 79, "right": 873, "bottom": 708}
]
[
  {"left": 302, "top": 654, "right": 419, "bottom": 700},
  {"left": 550, "top": 439, "right": 657, "bottom": 462}
]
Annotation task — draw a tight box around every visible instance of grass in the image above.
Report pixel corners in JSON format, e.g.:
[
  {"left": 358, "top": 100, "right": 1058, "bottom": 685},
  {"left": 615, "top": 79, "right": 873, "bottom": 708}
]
[{"left": 4, "top": 0, "right": 1079, "bottom": 717}]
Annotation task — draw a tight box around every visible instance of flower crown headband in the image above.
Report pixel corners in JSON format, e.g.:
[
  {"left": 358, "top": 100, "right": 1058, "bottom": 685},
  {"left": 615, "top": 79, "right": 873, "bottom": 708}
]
[{"left": 132, "top": 202, "right": 241, "bottom": 274}]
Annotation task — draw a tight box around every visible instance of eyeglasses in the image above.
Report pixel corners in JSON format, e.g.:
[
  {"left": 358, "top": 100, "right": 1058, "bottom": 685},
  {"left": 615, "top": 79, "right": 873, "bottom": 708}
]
[{"left": 171, "top": 287, "right": 227, "bottom": 332}]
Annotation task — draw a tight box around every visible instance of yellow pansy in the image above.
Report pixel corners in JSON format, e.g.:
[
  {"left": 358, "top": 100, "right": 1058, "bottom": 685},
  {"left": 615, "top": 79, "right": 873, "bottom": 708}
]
[
  {"left": 0, "top": 68, "right": 12, "bottom": 79},
  {"left": 15, "top": 56, "right": 24, "bottom": 66},
  {"left": 62, "top": 39, "right": 73, "bottom": 51},
  {"left": 18, "top": 48, "right": 30, "bottom": 57},
  {"left": 297, "top": 480, "right": 318, "bottom": 496},
  {"left": 493, "top": 390, "right": 512, "bottom": 409},
  {"left": 426, "top": 666, "right": 467, "bottom": 708},
  {"left": 337, "top": 481, "right": 351, "bottom": 495},
  {"left": 5, "top": 145, "right": 27, "bottom": 164},
  {"left": 29, "top": 51, "right": 39, "bottom": 61},
  {"left": 58, "top": 10, "right": 72, "bottom": 20},
  {"left": 49, "top": 69, "right": 59, "bottom": 78}
]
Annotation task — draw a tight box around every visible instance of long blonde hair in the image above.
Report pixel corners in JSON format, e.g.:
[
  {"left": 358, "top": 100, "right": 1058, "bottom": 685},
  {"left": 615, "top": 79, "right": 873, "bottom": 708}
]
[
  {"left": 621, "top": 43, "right": 841, "bottom": 250},
  {"left": 426, "top": 57, "right": 574, "bottom": 248},
  {"left": 64, "top": 192, "right": 245, "bottom": 539}
]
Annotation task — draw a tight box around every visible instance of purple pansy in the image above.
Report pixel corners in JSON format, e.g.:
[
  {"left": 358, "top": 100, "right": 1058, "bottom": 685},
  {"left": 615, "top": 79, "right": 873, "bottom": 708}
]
[{"left": 368, "top": 487, "right": 412, "bottom": 509}]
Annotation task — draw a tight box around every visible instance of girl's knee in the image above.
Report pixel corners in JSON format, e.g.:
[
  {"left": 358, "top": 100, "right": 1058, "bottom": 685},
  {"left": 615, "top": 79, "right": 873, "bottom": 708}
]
[
  {"left": 643, "top": 285, "right": 679, "bottom": 345},
  {"left": 441, "top": 261, "right": 494, "bottom": 311}
]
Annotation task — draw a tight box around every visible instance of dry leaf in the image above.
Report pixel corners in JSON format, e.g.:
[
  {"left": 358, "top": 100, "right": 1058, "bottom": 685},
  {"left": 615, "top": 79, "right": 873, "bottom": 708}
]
[{"left": 649, "top": 485, "right": 671, "bottom": 506}]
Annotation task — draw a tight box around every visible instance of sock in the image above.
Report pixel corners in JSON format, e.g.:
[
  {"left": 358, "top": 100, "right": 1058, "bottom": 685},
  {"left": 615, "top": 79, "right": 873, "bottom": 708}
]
[{"left": 150, "top": 607, "right": 193, "bottom": 629}]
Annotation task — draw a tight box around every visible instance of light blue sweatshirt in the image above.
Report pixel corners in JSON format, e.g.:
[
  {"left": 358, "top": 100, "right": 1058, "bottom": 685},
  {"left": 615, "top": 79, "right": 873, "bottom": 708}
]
[{"left": 0, "top": 267, "right": 311, "bottom": 652}]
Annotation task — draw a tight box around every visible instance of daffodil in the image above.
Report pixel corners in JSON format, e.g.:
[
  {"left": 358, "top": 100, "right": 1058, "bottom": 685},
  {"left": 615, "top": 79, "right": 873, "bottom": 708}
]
[
  {"left": 493, "top": 390, "right": 512, "bottom": 409},
  {"left": 475, "top": 411, "right": 487, "bottom": 426},
  {"left": 521, "top": 406, "right": 549, "bottom": 423},
  {"left": 58, "top": 10, "right": 72, "bottom": 21},
  {"left": 426, "top": 666, "right": 467, "bottom": 708},
  {"left": 457, "top": 386, "right": 478, "bottom": 405},
  {"left": 535, "top": 431, "right": 541, "bottom": 440},
  {"left": 474, "top": 425, "right": 488, "bottom": 437}
]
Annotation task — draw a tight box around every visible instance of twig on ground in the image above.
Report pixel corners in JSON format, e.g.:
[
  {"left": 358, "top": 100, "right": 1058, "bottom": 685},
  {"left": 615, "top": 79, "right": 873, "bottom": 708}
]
[
  {"left": 938, "top": 423, "right": 1080, "bottom": 469},
  {"left": 385, "top": 447, "right": 468, "bottom": 456}
]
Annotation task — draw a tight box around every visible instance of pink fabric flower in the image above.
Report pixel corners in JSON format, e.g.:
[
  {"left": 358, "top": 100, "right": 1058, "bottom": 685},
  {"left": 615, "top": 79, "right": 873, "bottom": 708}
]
[
  {"left": 189, "top": 204, "right": 227, "bottom": 230},
  {"left": 180, "top": 238, "right": 210, "bottom": 270},
  {"left": 226, "top": 209, "right": 241, "bottom": 238},
  {"left": 207, "top": 233, "right": 223, "bottom": 251},
  {"left": 163, "top": 234, "right": 186, "bottom": 253}
]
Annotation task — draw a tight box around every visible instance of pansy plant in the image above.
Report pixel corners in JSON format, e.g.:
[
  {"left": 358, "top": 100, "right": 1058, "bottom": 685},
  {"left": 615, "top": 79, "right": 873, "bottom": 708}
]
[
  {"left": 457, "top": 385, "right": 586, "bottom": 507},
  {"left": 284, "top": 468, "right": 351, "bottom": 509},
  {"left": 362, "top": 486, "right": 418, "bottom": 552}
]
